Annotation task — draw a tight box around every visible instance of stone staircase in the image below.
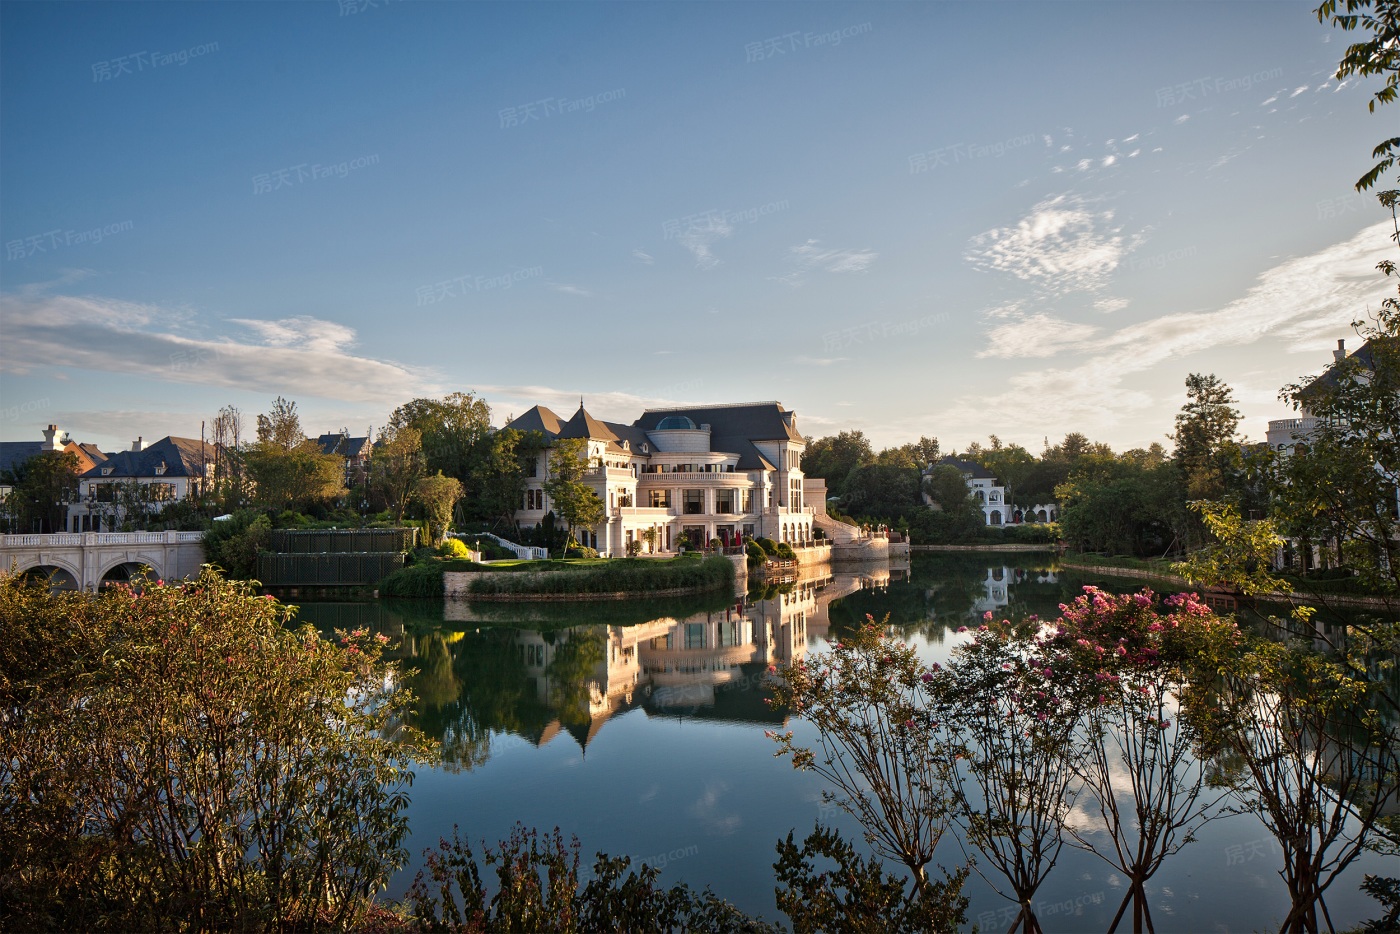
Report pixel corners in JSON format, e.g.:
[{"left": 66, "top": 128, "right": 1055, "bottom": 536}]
[{"left": 813, "top": 512, "right": 865, "bottom": 545}]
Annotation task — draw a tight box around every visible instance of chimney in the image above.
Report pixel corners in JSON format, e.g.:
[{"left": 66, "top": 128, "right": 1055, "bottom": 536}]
[
  {"left": 132, "top": 436, "right": 147, "bottom": 452},
  {"left": 41, "top": 424, "right": 63, "bottom": 451},
  {"left": 1333, "top": 339, "right": 1347, "bottom": 364}
]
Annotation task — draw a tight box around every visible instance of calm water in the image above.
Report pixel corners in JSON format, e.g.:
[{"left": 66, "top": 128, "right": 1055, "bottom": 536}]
[{"left": 293, "top": 555, "right": 1396, "bottom": 933}]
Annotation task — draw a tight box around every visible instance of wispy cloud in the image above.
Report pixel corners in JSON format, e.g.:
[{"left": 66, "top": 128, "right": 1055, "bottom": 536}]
[
  {"left": 550, "top": 284, "right": 593, "bottom": 297},
  {"left": 631, "top": 249, "right": 654, "bottom": 264},
  {"left": 775, "top": 239, "right": 878, "bottom": 286},
  {"left": 0, "top": 292, "right": 430, "bottom": 403},
  {"left": 952, "top": 221, "right": 1395, "bottom": 440},
  {"left": 678, "top": 216, "right": 733, "bottom": 270},
  {"left": 964, "top": 194, "right": 1140, "bottom": 293},
  {"left": 977, "top": 312, "right": 1102, "bottom": 359}
]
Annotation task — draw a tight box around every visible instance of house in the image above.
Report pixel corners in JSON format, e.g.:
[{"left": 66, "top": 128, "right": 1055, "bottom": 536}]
[
  {"left": 505, "top": 401, "right": 814, "bottom": 557},
  {"left": 1265, "top": 336, "right": 1399, "bottom": 571},
  {"left": 68, "top": 436, "right": 217, "bottom": 532},
  {"left": 0, "top": 425, "right": 108, "bottom": 531},
  {"left": 314, "top": 430, "right": 374, "bottom": 486},
  {"left": 927, "top": 457, "right": 1010, "bottom": 526}
]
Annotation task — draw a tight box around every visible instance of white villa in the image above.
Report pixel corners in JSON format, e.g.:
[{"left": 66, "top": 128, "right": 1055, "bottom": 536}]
[
  {"left": 506, "top": 401, "right": 823, "bottom": 557},
  {"left": 930, "top": 457, "right": 1009, "bottom": 526},
  {"left": 66, "top": 436, "right": 217, "bottom": 532}
]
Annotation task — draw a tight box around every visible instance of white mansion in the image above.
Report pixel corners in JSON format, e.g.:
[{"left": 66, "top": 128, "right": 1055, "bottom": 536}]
[{"left": 506, "top": 401, "right": 823, "bottom": 557}]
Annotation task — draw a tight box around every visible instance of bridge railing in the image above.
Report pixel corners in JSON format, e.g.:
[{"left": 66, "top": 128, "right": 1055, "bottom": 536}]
[{"left": 0, "top": 530, "right": 206, "bottom": 548}]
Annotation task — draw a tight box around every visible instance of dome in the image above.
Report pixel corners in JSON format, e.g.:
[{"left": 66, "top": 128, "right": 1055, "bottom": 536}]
[{"left": 655, "top": 415, "right": 698, "bottom": 430}]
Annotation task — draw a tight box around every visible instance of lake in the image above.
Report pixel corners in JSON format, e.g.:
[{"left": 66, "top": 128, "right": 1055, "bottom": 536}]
[{"left": 292, "top": 554, "right": 1396, "bottom": 932}]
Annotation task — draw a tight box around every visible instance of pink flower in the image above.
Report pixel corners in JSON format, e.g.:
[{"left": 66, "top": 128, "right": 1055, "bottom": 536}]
[
  {"left": 920, "top": 672, "right": 934, "bottom": 683},
  {"left": 768, "top": 665, "right": 777, "bottom": 672},
  {"left": 1158, "top": 720, "right": 1171, "bottom": 730},
  {"left": 1114, "top": 646, "right": 1127, "bottom": 656},
  {"left": 956, "top": 626, "right": 968, "bottom": 633},
  {"left": 983, "top": 611, "right": 994, "bottom": 621},
  {"left": 1133, "top": 593, "right": 1152, "bottom": 607}
]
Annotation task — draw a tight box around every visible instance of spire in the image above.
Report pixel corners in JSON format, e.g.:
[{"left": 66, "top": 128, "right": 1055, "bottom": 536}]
[{"left": 579, "top": 395, "right": 584, "bottom": 411}]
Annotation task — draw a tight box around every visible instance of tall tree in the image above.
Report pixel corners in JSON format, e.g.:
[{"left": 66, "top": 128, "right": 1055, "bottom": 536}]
[
  {"left": 542, "top": 438, "right": 603, "bottom": 554},
  {"left": 256, "top": 396, "right": 306, "bottom": 450},
  {"left": 413, "top": 472, "right": 464, "bottom": 545},
  {"left": 803, "top": 431, "right": 874, "bottom": 499},
  {"left": 1172, "top": 374, "right": 1242, "bottom": 501},
  {"left": 1317, "top": 0, "right": 1400, "bottom": 205},
  {"left": 388, "top": 392, "right": 493, "bottom": 484},
  {"left": 371, "top": 427, "right": 425, "bottom": 523},
  {"left": 0, "top": 450, "right": 79, "bottom": 534},
  {"left": 209, "top": 405, "right": 247, "bottom": 508}
]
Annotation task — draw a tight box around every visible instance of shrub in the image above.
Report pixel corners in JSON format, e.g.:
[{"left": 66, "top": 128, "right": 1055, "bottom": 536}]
[
  {"left": 565, "top": 545, "right": 600, "bottom": 559},
  {"left": 380, "top": 559, "right": 447, "bottom": 598},
  {"left": 468, "top": 555, "right": 734, "bottom": 597},
  {"left": 746, "top": 540, "right": 768, "bottom": 568},
  {"left": 438, "top": 538, "right": 471, "bottom": 559},
  {"left": 0, "top": 569, "right": 428, "bottom": 932},
  {"left": 200, "top": 509, "right": 272, "bottom": 580},
  {"left": 626, "top": 540, "right": 643, "bottom": 557},
  {"left": 774, "top": 543, "right": 797, "bottom": 561},
  {"left": 756, "top": 537, "right": 779, "bottom": 556}
]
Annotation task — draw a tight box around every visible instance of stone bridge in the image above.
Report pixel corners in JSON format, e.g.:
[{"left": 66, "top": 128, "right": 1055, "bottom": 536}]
[{"left": 0, "top": 530, "right": 207, "bottom": 590}]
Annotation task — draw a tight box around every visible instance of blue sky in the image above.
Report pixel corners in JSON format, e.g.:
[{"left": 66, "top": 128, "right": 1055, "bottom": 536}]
[{"left": 2, "top": 0, "right": 1395, "bottom": 454}]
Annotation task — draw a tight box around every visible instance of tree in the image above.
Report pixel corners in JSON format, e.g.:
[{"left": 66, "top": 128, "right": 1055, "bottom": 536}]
[
  {"left": 245, "top": 397, "right": 344, "bottom": 513},
  {"left": 975, "top": 441, "right": 1037, "bottom": 511},
  {"left": 1172, "top": 373, "right": 1243, "bottom": 502},
  {"left": 372, "top": 427, "right": 425, "bottom": 523},
  {"left": 388, "top": 392, "right": 493, "bottom": 486},
  {"left": 0, "top": 449, "right": 78, "bottom": 534},
  {"left": 1275, "top": 308, "right": 1400, "bottom": 596},
  {"left": 542, "top": 438, "right": 604, "bottom": 555},
  {"left": 930, "top": 621, "right": 1083, "bottom": 934},
  {"left": 915, "top": 464, "right": 984, "bottom": 544},
  {"left": 1207, "top": 623, "right": 1400, "bottom": 934},
  {"left": 209, "top": 404, "right": 248, "bottom": 508},
  {"left": 467, "top": 427, "right": 544, "bottom": 530},
  {"left": 1173, "top": 501, "right": 1292, "bottom": 596},
  {"left": 255, "top": 395, "right": 305, "bottom": 450},
  {"left": 0, "top": 568, "right": 429, "bottom": 931},
  {"left": 840, "top": 464, "right": 922, "bottom": 523},
  {"left": 1317, "top": 0, "right": 1400, "bottom": 204},
  {"left": 414, "top": 472, "right": 464, "bottom": 545},
  {"left": 803, "top": 431, "right": 874, "bottom": 499},
  {"left": 1049, "top": 587, "right": 1240, "bottom": 934},
  {"left": 768, "top": 617, "right": 968, "bottom": 904}
]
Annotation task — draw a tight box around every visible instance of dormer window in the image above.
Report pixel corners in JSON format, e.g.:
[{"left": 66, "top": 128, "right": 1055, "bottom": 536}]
[
  {"left": 101, "top": 466, "right": 114, "bottom": 476},
  {"left": 155, "top": 462, "right": 167, "bottom": 476}
]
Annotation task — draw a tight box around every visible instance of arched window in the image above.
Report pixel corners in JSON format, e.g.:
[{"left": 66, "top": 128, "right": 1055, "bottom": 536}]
[{"left": 990, "top": 510, "right": 1002, "bottom": 526}]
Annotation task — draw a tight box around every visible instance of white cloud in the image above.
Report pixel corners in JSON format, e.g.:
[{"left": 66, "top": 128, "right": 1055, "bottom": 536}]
[
  {"left": 1289, "top": 85, "right": 1309, "bottom": 98},
  {"left": 631, "top": 249, "right": 654, "bottom": 264},
  {"left": 0, "top": 293, "right": 430, "bottom": 403},
  {"left": 964, "top": 194, "right": 1139, "bottom": 293},
  {"left": 950, "top": 221, "right": 1395, "bottom": 440},
  {"left": 1174, "top": 114, "right": 1190, "bottom": 124},
  {"left": 1094, "top": 297, "right": 1129, "bottom": 314},
  {"left": 550, "top": 284, "right": 593, "bottom": 297},
  {"left": 794, "top": 355, "right": 849, "bottom": 366},
  {"left": 977, "top": 312, "right": 1102, "bottom": 359}
]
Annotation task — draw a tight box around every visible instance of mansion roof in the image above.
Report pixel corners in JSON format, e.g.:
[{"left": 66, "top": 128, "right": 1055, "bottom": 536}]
[
  {"left": 81, "top": 436, "right": 218, "bottom": 480},
  {"left": 506, "top": 401, "right": 802, "bottom": 471}
]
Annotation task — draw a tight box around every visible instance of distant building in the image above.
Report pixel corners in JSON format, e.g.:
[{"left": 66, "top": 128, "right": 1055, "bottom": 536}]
[
  {"left": 314, "top": 430, "right": 373, "bottom": 486},
  {"left": 68, "top": 436, "right": 217, "bottom": 532},
  {"left": 0, "top": 425, "right": 107, "bottom": 530},
  {"left": 505, "top": 401, "right": 814, "bottom": 556},
  {"left": 923, "top": 457, "right": 1056, "bottom": 526}
]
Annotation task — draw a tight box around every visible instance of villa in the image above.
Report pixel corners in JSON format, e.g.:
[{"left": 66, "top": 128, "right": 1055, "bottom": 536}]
[{"left": 505, "top": 401, "right": 822, "bottom": 557}]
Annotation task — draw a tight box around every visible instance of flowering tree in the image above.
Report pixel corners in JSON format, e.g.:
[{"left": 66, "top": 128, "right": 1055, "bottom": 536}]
[
  {"left": 929, "top": 616, "right": 1083, "bottom": 934},
  {"left": 767, "top": 617, "right": 967, "bottom": 919},
  {"left": 1209, "top": 618, "right": 1400, "bottom": 934},
  {"left": 1047, "top": 587, "right": 1241, "bottom": 934}
]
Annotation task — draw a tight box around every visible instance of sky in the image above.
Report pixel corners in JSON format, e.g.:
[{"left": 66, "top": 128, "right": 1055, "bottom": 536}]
[{"left": 1, "top": 0, "right": 1396, "bottom": 456}]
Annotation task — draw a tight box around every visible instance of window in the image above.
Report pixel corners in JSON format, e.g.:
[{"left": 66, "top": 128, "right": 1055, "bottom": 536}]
[
  {"left": 94, "top": 484, "right": 116, "bottom": 503},
  {"left": 715, "top": 489, "right": 735, "bottom": 514},
  {"left": 740, "top": 489, "right": 753, "bottom": 513},
  {"left": 649, "top": 489, "right": 670, "bottom": 508},
  {"left": 148, "top": 483, "right": 176, "bottom": 502},
  {"left": 683, "top": 489, "right": 704, "bottom": 515}
]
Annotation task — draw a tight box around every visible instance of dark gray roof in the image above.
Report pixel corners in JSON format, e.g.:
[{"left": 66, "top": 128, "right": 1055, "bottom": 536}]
[
  {"left": 1297, "top": 337, "right": 1393, "bottom": 403},
  {"left": 81, "top": 436, "right": 217, "bottom": 480},
  {"left": 315, "top": 432, "right": 372, "bottom": 459},
  {"left": 0, "top": 442, "right": 43, "bottom": 479},
  {"left": 506, "top": 405, "right": 567, "bottom": 439},
  {"left": 636, "top": 402, "right": 803, "bottom": 444},
  {"left": 934, "top": 456, "right": 998, "bottom": 481}
]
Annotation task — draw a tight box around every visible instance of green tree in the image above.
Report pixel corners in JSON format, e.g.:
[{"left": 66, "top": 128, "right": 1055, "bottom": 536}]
[
  {"left": 1172, "top": 373, "right": 1243, "bottom": 501},
  {"left": 542, "top": 438, "right": 604, "bottom": 555},
  {"left": 0, "top": 568, "right": 429, "bottom": 931},
  {"left": 245, "top": 397, "right": 344, "bottom": 513},
  {"left": 372, "top": 427, "right": 425, "bottom": 523},
  {"left": 1317, "top": 0, "right": 1400, "bottom": 202},
  {"left": 840, "top": 464, "right": 922, "bottom": 524},
  {"left": 388, "top": 392, "right": 493, "bottom": 486},
  {"left": 0, "top": 449, "right": 79, "bottom": 534},
  {"left": 414, "top": 471, "right": 464, "bottom": 545},
  {"left": 467, "top": 427, "right": 545, "bottom": 530},
  {"left": 914, "top": 464, "right": 984, "bottom": 544},
  {"left": 804, "top": 431, "right": 874, "bottom": 499}
]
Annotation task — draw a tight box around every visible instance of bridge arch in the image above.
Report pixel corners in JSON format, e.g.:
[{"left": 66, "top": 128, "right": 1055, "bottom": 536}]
[
  {"left": 17, "top": 564, "right": 81, "bottom": 592},
  {"left": 99, "top": 558, "right": 164, "bottom": 588},
  {"left": 5, "top": 553, "right": 83, "bottom": 584}
]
